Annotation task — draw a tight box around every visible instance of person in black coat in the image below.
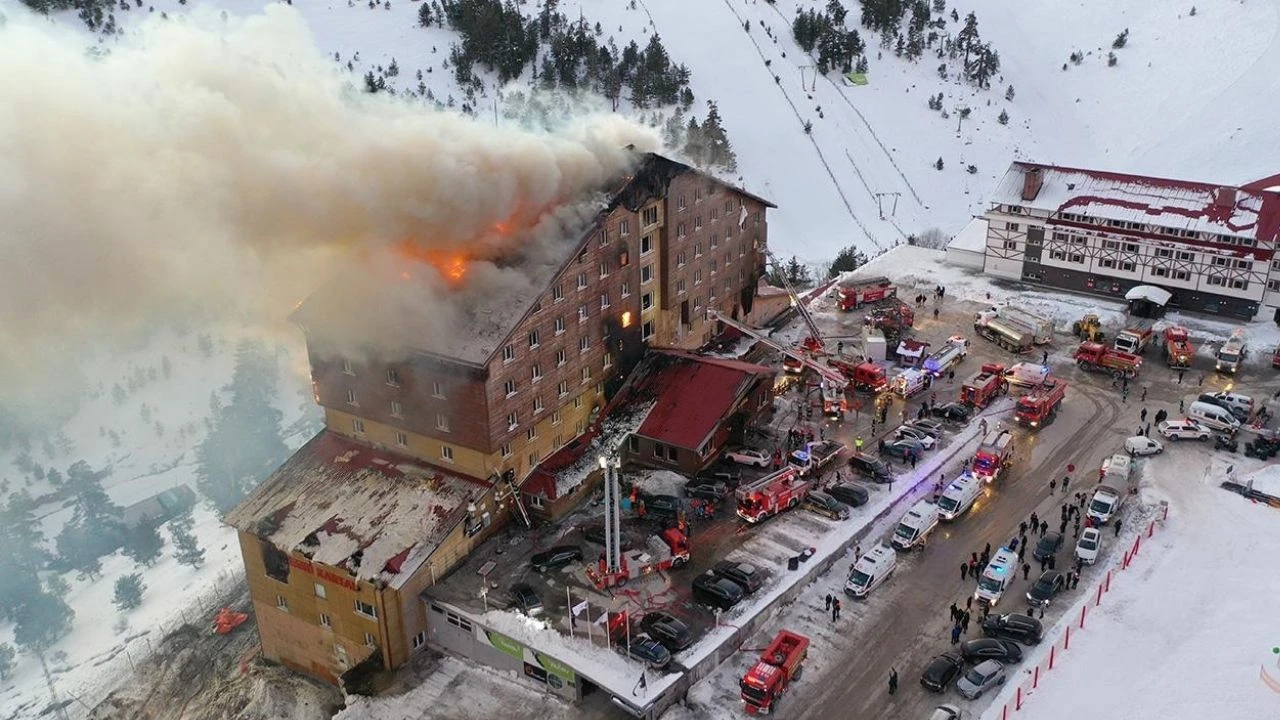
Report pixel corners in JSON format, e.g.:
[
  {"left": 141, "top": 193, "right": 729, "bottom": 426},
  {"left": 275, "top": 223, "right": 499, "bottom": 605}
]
[{"left": 889, "top": 668, "right": 899, "bottom": 695}]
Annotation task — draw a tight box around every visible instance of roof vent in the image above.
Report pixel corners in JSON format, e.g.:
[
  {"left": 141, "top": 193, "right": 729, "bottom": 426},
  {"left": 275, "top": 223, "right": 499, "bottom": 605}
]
[
  {"left": 1021, "top": 167, "right": 1044, "bottom": 202},
  {"left": 1214, "top": 187, "right": 1238, "bottom": 208}
]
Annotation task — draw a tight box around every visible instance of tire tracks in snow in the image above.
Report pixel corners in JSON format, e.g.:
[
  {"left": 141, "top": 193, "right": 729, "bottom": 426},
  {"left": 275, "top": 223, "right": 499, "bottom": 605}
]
[{"left": 712, "top": 0, "right": 884, "bottom": 251}]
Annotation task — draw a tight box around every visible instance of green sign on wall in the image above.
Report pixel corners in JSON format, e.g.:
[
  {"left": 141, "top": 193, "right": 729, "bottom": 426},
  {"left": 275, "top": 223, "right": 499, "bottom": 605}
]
[
  {"left": 483, "top": 629, "right": 524, "bottom": 661},
  {"left": 535, "top": 651, "right": 576, "bottom": 684}
]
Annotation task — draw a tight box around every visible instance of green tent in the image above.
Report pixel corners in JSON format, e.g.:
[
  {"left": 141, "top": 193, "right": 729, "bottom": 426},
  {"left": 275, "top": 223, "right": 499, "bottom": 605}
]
[{"left": 844, "top": 72, "right": 869, "bottom": 86}]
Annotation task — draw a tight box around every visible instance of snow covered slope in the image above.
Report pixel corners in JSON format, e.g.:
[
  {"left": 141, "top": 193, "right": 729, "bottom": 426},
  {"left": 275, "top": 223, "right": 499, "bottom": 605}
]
[{"left": 10, "top": 0, "right": 1277, "bottom": 262}]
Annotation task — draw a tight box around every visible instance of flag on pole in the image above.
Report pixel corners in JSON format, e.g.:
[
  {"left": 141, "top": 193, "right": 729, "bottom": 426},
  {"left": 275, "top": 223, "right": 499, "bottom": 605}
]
[
  {"left": 566, "top": 586, "right": 575, "bottom": 637},
  {"left": 572, "top": 600, "right": 589, "bottom": 617}
]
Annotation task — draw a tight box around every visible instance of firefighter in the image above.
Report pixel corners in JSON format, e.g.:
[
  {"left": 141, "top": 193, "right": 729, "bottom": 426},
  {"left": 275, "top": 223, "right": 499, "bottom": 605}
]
[{"left": 855, "top": 436, "right": 864, "bottom": 451}]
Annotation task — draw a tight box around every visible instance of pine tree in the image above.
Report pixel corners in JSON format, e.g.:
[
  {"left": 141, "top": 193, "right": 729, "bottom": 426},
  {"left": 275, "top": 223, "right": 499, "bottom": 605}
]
[
  {"left": 700, "top": 102, "right": 737, "bottom": 172},
  {"left": 171, "top": 512, "right": 206, "bottom": 569},
  {"left": 122, "top": 516, "right": 165, "bottom": 567},
  {"left": 113, "top": 574, "right": 145, "bottom": 611},
  {"left": 1112, "top": 29, "right": 1129, "bottom": 49},
  {"left": 1005, "top": 84, "right": 1015, "bottom": 101},
  {"left": 828, "top": 246, "right": 869, "bottom": 277},
  {"left": 935, "top": 157, "right": 945, "bottom": 170},
  {"left": 998, "top": 109, "right": 1009, "bottom": 124},
  {"left": 12, "top": 592, "right": 74, "bottom": 652},
  {"left": 417, "top": 1, "right": 431, "bottom": 27}
]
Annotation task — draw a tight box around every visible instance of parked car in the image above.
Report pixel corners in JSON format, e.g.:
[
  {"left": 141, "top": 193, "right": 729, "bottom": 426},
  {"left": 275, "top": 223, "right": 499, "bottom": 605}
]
[
  {"left": 640, "top": 494, "right": 682, "bottom": 519},
  {"left": 804, "top": 490, "right": 851, "bottom": 520},
  {"left": 695, "top": 466, "right": 743, "bottom": 487},
  {"left": 927, "top": 706, "right": 964, "bottom": 720},
  {"left": 712, "top": 560, "right": 765, "bottom": 594},
  {"left": 1124, "top": 435, "right": 1164, "bottom": 457},
  {"left": 920, "top": 651, "right": 965, "bottom": 692},
  {"left": 1157, "top": 419, "right": 1212, "bottom": 441},
  {"left": 894, "top": 425, "right": 938, "bottom": 449},
  {"left": 692, "top": 572, "right": 745, "bottom": 611},
  {"left": 849, "top": 452, "right": 894, "bottom": 482},
  {"left": 1197, "top": 393, "right": 1251, "bottom": 421},
  {"left": 1026, "top": 570, "right": 1065, "bottom": 607},
  {"left": 1032, "top": 531, "right": 1064, "bottom": 562},
  {"left": 959, "top": 638, "right": 1023, "bottom": 665},
  {"left": 1075, "top": 527, "right": 1102, "bottom": 565},
  {"left": 981, "top": 613, "right": 1043, "bottom": 645},
  {"left": 956, "top": 659, "right": 1007, "bottom": 699},
  {"left": 582, "top": 524, "right": 634, "bottom": 550},
  {"left": 879, "top": 437, "right": 925, "bottom": 461},
  {"left": 530, "top": 545, "right": 583, "bottom": 573},
  {"left": 931, "top": 402, "right": 973, "bottom": 423},
  {"left": 828, "top": 482, "right": 870, "bottom": 508},
  {"left": 684, "top": 478, "right": 729, "bottom": 501},
  {"left": 511, "top": 583, "right": 542, "bottom": 616},
  {"left": 615, "top": 633, "right": 671, "bottom": 669},
  {"left": 907, "top": 418, "right": 945, "bottom": 438},
  {"left": 638, "top": 611, "right": 693, "bottom": 652},
  {"left": 725, "top": 448, "right": 771, "bottom": 468}
]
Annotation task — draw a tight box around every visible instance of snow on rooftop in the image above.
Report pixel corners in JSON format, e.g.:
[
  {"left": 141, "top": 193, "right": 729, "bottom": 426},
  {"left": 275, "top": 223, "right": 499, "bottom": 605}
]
[
  {"left": 628, "top": 469, "right": 688, "bottom": 496},
  {"left": 948, "top": 217, "right": 989, "bottom": 252},
  {"left": 991, "top": 163, "right": 1271, "bottom": 240},
  {"left": 224, "top": 431, "right": 487, "bottom": 589},
  {"left": 551, "top": 401, "right": 657, "bottom": 498}
]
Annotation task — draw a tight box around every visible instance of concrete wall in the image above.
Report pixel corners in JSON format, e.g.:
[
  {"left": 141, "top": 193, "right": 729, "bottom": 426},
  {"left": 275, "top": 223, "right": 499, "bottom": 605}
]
[{"left": 946, "top": 245, "right": 985, "bottom": 270}]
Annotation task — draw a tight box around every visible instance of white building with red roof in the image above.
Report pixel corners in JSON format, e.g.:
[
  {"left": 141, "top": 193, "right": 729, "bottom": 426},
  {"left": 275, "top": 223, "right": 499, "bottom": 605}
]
[{"left": 981, "top": 161, "right": 1280, "bottom": 320}]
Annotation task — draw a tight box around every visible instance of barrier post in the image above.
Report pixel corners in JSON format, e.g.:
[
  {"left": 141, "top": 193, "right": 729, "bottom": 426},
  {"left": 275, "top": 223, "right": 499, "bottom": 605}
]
[
  {"left": 1123, "top": 550, "right": 1130, "bottom": 569},
  {"left": 1033, "top": 665, "right": 1040, "bottom": 689},
  {"left": 1095, "top": 584, "right": 1103, "bottom": 607},
  {"left": 1016, "top": 687, "right": 1024, "bottom": 710},
  {"left": 1148, "top": 520, "right": 1155, "bottom": 538},
  {"left": 1002, "top": 704, "right": 1009, "bottom": 720},
  {"left": 1105, "top": 569, "right": 1112, "bottom": 593},
  {"left": 1079, "top": 604, "right": 1087, "bottom": 629},
  {"left": 1049, "top": 645, "right": 1056, "bottom": 669},
  {"left": 1163, "top": 503, "right": 1169, "bottom": 521},
  {"left": 1064, "top": 626, "right": 1071, "bottom": 650},
  {"left": 1133, "top": 534, "right": 1141, "bottom": 557}
]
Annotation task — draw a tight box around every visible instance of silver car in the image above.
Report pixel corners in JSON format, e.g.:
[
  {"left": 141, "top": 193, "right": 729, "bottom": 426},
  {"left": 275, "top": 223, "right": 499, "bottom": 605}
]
[{"left": 956, "top": 659, "right": 1006, "bottom": 699}]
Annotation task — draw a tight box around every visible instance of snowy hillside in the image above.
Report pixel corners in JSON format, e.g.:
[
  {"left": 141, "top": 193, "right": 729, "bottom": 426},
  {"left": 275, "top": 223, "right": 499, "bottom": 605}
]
[{"left": 9, "top": 0, "right": 1277, "bottom": 264}]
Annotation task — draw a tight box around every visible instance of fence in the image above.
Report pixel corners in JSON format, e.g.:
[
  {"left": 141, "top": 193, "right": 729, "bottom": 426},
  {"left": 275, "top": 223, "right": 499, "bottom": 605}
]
[{"left": 993, "top": 501, "right": 1170, "bottom": 719}]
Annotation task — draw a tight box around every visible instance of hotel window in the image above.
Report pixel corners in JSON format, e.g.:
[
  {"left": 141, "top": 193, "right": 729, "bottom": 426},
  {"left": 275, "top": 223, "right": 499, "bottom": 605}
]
[
  {"left": 574, "top": 396, "right": 583, "bottom": 409},
  {"left": 1123, "top": 243, "right": 1138, "bottom": 253},
  {"left": 694, "top": 216, "right": 703, "bottom": 231},
  {"left": 580, "top": 367, "right": 591, "bottom": 384},
  {"left": 558, "top": 380, "right": 569, "bottom": 397},
  {"left": 642, "top": 206, "right": 659, "bottom": 226},
  {"left": 436, "top": 414, "right": 450, "bottom": 432},
  {"left": 390, "top": 400, "right": 402, "bottom": 417},
  {"left": 528, "top": 330, "right": 539, "bottom": 348},
  {"left": 709, "top": 234, "right": 718, "bottom": 249},
  {"left": 1151, "top": 267, "right": 1169, "bottom": 277},
  {"left": 413, "top": 631, "right": 426, "bottom": 649},
  {"left": 396, "top": 431, "right": 408, "bottom": 446},
  {"left": 641, "top": 235, "right": 653, "bottom": 255},
  {"left": 599, "top": 260, "right": 610, "bottom": 278},
  {"left": 619, "top": 219, "right": 630, "bottom": 236},
  {"left": 386, "top": 368, "right": 400, "bottom": 386},
  {"left": 527, "top": 426, "right": 537, "bottom": 440},
  {"left": 352, "top": 418, "right": 365, "bottom": 434},
  {"left": 555, "top": 316, "right": 566, "bottom": 335},
  {"left": 1099, "top": 258, "right": 1116, "bottom": 269},
  {"left": 528, "top": 452, "right": 539, "bottom": 468},
  {"left": 694, "top": 242, "right": 703, "bottom": 257},
  {"left": 641, "top": 264, "right": 654, "bottom": 284},
  {"left": 441, "top": 445, "right": 454, "bottom": 461},
  {"left": 553, "top": 284, "right": 564, "bottom": 302},
  {"left": 710, "top": 259, "right": 718, "bottom": 275},
  {"left": 320, "top": 613, "right": 332, "bottom": 628},
  {"left": 507, "top": 412, "right": 518, "bottom": 430},
  {"left": 621, "top": 281, "right": 631, "bottom": 297},
  {"left": 501, "top": 443, "right": 512, "bottom": 458},
  {"left": 1230, "top": 279, "right": 1249, "bottom": 290},
  {"left": 1103, "top": 240, "right": 1120, "bottom": 250},
  {"left": 676, "top": 279, "right": 686, "bottom": 294},
  {"left": 695, "top": 188, "right": 703, "bottom": 203},
  {"left": 552, "top": 410, "right": 562, "bottom": 425},
  {"left": 1176, "top": 251, "right": 1194, "bottom": 261},
  {"left": 355, "top": 600, "right": 377, "bottom": 619},
  {"left": 364, "top": 633, "right": 377, "bottom": 648},
  {"left": 315, "top": 583, "right": 327, "bottom": 599},
  {"left": 694, "top": 269, "right": 703, "bottom": 285},
  {"left": 579, "top": 336, "right": 590, "bottom": 353},
  {"left": 1050, "top": 251, "right": 1065, "bottom": 261},
  {"left": 677, "top": 223, "right": 686, "bottom": 239},
  {"left": 642, "top": 293, "right": 654, "bottom": 311},
  {"left": 600, "top": 292, "right": 611, "bottom": 310},
  {"left": 578, "top": 303, "right": 589, "bottom": 322},
  {"left": 276, "top": 595, "right": 289, "bottom": 611},
  {"left": 1234, "top": 259, "right": 1252, "bottom": 270},
  {"left": 710, "top": 207, "right": 718, "bottom": 222},
  {"left": 1173, "top": 270, "right": 1189, "bottom": 280},
  {"left": 677, "top": 194, "right": 687, "bottom": 211},
  {"left": 504, "top": 379, "right": 517, "bottom": 397},
  {"left": 676, "top": 251, "right": 686, "bottom": 267},
  {"left": 502, "top": 345, "right": 515, "bottom": 363},
  {"left": 1120, "top": 262, "right": 1135, "bottom": 272},
  {"left": 342, "top": 358, "right": 355, "bottom": 375},
  {"left": 1155, "top": 248, "right": 1171, "bottom": 258},
  {"left": 725, "top": 199, "right": 733, "bottom": 214},
  {"left": 1007, "top": 222, "right": 1020, "bottom": 231},
  {"left": 576, "top": 272, "right": 588, "bottom": 290},
  {"left": 556, "top": 349, "right": 567, "bottom": 366},
  {"left": 642, "top": 321, "right": 655, "bottom": 341},
  {"left": 1003, "top": 240, "right": 1017, "bottom": 250},
  {"left": 432, "top": 381, "right": 444, "bottom": 398},
  {"left": 534, "top": 396, "right": 544, "bottom": 413},
  {"left": 598, "top": 228, "right": 608, "bottom": 247},
  {"left": 618, "top": 248, "right": 630, "bottom": 267},
  {"left": 346, "top": 389, "right": 358, "bottom": 406},
  {"left": 531, "top": 364, "right": 543, "bottom": 382},
  {"left": 1069, "top": 254, "right": 1084, "bottom": 264},
  {"left": 603, "top": 353, "right": 613, "bottom": 369}
]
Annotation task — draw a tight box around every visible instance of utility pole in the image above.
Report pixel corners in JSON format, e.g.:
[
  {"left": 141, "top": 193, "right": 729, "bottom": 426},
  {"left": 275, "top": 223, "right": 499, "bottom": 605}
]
[
  {"left": 874, "top": 192, "right": 902, "bottom": 219},
  {"left": 37, "top": 651, "right": 71, "bottom": 720}
]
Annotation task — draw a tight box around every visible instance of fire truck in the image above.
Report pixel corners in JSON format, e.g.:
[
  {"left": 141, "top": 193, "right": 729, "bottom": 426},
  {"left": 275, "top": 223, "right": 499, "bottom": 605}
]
[
  {"left": 836, "top": 276, "right": 896, "bottom": 311},
  {"left": 789, "top": 440, "right": 846, "bottom": 477},
  {"left": 971, "top": 429, "right": 1015, "bottom": 483},
  {"left": 1162, "top": 326, "right": 1195, "bottom": 369},
  {"left": 922, "top": 335, "right": 969, "bottom": 377},
  {"left": 585, "top": 529, "right": 690, "bottom": 590},
  {"left": 740, "top": 630, "right": 810, "bottom": 715},
  {"left": 891, "top": 368, "right": 932, "bottom": 398},
  {"left": 736, "top": 467, "right": 811, "bottom": 524},
  {"left": 1014, "top": 377, "right": 1067, "bottom": 429},
  {"left": 829, "top": 358, "right": 888, "bottom": 393},
  {"left": 1074, "top": 342, "right": 1142, "bottom": 379},
  {"left": 960, "top": 363, "right": 1008, "bottom": 408},
  {"left": 866, "top": 300, "right": 915, "bottom": 343},
  {"left": 1112, "top": 318, "right": 1157, "bottom": 355}
]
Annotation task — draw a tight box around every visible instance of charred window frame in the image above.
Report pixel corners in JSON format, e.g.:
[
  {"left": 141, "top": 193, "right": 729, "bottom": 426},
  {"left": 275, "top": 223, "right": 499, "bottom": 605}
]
[{"left": 262, "top": 543, "right": 291, "bottom": 584}]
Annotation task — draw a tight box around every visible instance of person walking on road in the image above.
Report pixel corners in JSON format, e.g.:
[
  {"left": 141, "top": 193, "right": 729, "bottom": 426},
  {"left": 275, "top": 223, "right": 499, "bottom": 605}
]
[
  {"left": 1050, "top": 477, "right": 1057, "bottom": 493},
  {"left": 951, "top": 624, "right": 962, "bottom": 644},
  {"left": 1141, "top": 387, "right": 1148, "bottom": 402},
  {"left": 889, "top": 667, "right": 899, "bottom": 695},
  {"left": 1141, "top": 408, "right": 1148, "bottom": 423},
  {"left": 960, "top": 562, "right": 969, "bottom": 581},
  {"left": 1062, "top": 476, "right": 1069, "bottom": 494},
  {"left": 1179, "top": 399, "right": 1185, "bottom": 413},
  {"left": 950, "top": 603, "right": 960, "bottom": 622},
  {"left": 1040, "top": 520, "right": 1049, "bottom": 536},
  {"left": 825, "top": 594, "right": 833, "bottom": 612},
  {"left": 1115, "top": 518, "right": 1123, "bottom": 536},
  {"left": 832, "top": 598, "right": 841, "bottom": 620},
  {"left": 1019, "top": 520, "right": 1028, "bottom": 536},
  {"left": 960, "top": 610, "right": 971, "bottom": 633},
  {"left": 1022, "top": 562, "right": 1031, "bottom": 580}
]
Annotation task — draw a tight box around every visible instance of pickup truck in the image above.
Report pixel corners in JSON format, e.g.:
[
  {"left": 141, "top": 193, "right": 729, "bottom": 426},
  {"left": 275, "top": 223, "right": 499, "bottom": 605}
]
[{"left": 790, "top": 441, "right": 846, "bottom": 476}]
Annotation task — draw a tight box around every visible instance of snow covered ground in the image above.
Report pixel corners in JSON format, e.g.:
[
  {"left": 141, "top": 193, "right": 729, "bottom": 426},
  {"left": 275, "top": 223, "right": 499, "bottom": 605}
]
[
  {"left": 979, "top": 451, "right": 1280, "bottom": 720},
  {"left": 8, "top": 0, "right": 1278, "bottom": 262},
  {"left": 0, "top": 326, "right": 320, "bottom": 719}
]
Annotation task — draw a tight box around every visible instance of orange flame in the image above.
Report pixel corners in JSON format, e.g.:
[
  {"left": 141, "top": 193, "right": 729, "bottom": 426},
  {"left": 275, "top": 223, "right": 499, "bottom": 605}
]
[{"left": 393, "top": 239, "right": 469, "bottom": 284}]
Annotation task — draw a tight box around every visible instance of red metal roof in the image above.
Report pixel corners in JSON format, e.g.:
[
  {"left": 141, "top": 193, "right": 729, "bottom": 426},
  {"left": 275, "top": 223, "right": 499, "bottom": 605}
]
[{"left": 634, "top": 351, "right": 773, "bottom": 450}]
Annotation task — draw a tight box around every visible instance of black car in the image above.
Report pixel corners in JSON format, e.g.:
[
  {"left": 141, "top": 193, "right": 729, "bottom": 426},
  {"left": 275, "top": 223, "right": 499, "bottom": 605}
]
[
  {"left": 511, "top": 583, "right": 542, "bottom": 616},
  {"left": 1032, "top": 531, "right": 1064, "bottom": 562},
  {"left": 920, "top": 651, "right": 965, "bottom": 692},
  {"left": 639, "top": 611, "right": 694, "bottom": 652},
  {"left": 684, "top": 478, "right": 729, "bottom": 501},
  {"left": 828, "top": 482, "right": 870, "bottom": 508},
  {"left": 582, "top": 524, "right": 634, "bottom": 550},
  {"left": 879, "top": 438, "right": 924, "bottom": 461},
  {"left": 1197, "top": 393, "right": 1249, "bottom": 421},
  {"left": 615, "top": 633, "right": 671, "bottom": 669},
  {"left": 1026, "top": 570, "right": 1065, "bottom": 607},
  {"left": 692, "top": 571, "right": 745, "bottom": 611},
  {"left": 712, "top": 560, "right": 765, "bottom": 594},
  {"left": 530, "top": 545, "right": 583, "bottom": 573},
  {"left": 640, "top": 494, "right": 682, "bottom": 519},
  {"left": 849, "top": 452, "right": 893, "bottom": 483},
  {"left": 982, "top": 613, "right": 1043, "bottom": 645},
  {"left": 695, "top": 467, "right": 743, "bottom": 487},
  {"left": 959, "top": 638, "right": 1024, "bottom": 665},
  {"left": 931, "top": 402, "right": 973, "bottom": 423}
]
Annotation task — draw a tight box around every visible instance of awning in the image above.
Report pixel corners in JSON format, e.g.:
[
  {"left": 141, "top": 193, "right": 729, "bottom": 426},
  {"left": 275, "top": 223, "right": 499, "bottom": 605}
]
[{"left": 1124, "top": 285, "right": 1172, "bottom": 307}]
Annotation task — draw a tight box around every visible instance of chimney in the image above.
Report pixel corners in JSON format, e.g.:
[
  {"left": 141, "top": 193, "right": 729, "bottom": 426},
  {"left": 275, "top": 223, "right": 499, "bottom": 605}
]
[
  {"left": 1021, "top": 167, "right": 1044, "bottom": 202},
  {"left": 1214, "top": 187, "right": 1237, "bottom": 208}
]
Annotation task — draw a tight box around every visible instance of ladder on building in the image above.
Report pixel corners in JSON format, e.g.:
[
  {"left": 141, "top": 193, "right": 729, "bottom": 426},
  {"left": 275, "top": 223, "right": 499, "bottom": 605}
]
[{"left": 503, "top": 469, "right": 532, "bottom": 529}]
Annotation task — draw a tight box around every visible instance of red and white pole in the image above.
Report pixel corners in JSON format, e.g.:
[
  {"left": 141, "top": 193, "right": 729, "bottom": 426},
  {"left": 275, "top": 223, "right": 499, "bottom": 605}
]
[
  {"left": 1095, "top": 584, "right": 1103, "bottom": 606},
  {"left": 1148, "top": 520, "right": 1155, "bottom": 538},
  {"left": 1123, "top": 550, "right": 1130, "bottom": 569},
  {"left": 1002, "top": 704, "right": 1009, "bottom": 720},
  {"left": 1064, "top": 626, "right": 1071, "bottom": 650},
  {"left": 1033, "top": 665, "right": 1040, "bottom": 689},
  {"left": 1049, "top": 645, "right": 1056, "bottom": 670},
  {"left": 1016, "top": 687, "right": 1024, "bottom": 710},
  {"left": 1105, "top": 569, "right": 1112, "bottom": 593},
  {"left": 1162, "top": 504, "right": 1169, "bottom": 521}
]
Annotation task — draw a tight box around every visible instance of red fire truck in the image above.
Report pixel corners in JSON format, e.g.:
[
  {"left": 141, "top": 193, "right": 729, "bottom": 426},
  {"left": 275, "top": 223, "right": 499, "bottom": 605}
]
[
  {"left": 1074, "top": 342, "right": 1142, "bottom": 379},
  {"left": 740, "top": 630, "right": 810, "bottom": 715},
  {"left": 866, "top": 300, "right": 915, "bottom": 342},
  {"left": 1014, "top": 377, "right": 1067, "bottom": 429},
  {"left": 960, "top": 363, "right": 1008, "bottom": 408},
  {"left": 736, "top": 468, "right": 810, "bottom": 524},
  {"left": 837, "top": 277, "right": 896, "bottom": 311},
  {"left": 830, "top": 359, "right": 888, "bottom": 393},
  {"left": 1161, "top": 326, "right": 1195, "bottom": 369},
  {"left": 971, "top": 429, "right": 1015, "bottom": 483},
  {"left": 585, "top": 529, "right": 690, "bottom": 590}
]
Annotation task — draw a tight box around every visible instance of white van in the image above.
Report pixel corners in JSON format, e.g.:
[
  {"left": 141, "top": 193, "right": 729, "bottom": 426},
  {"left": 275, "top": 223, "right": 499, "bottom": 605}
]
[
  {"left": 891, "top": 500, "right": 941, "bottom": 551},
  {"left": 1202, "top": 391, "right": 1254, "bottom": 418},
  {"left": 844, "top": 543, "right": 897, "bottom": 598},
  {"left": 974, "top": 548, "right": 1019, "bottom": 606},
  {"left": 937, "top": 474, "right": 983, "bottom": 521},
  {"left": 1187, "top": 401, "right": 1241, "bottom": 433}
]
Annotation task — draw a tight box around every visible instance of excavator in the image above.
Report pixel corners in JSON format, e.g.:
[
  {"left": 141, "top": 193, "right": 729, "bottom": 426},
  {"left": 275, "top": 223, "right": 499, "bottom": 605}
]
[{"left": 1072, "top": 313, "right": 1105, "bottom": 343}]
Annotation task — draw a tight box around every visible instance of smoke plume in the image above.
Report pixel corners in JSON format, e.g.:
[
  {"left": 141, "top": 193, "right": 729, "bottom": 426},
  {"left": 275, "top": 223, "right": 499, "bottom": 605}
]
[{"left": 0, "top": 5, "right": 660, "bottom": 409}]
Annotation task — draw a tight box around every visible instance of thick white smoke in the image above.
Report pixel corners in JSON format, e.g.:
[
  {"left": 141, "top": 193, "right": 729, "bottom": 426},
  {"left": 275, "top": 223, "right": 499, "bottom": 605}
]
[{"left": 0, "top": 4, "right": 660, "bottom": 409}]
